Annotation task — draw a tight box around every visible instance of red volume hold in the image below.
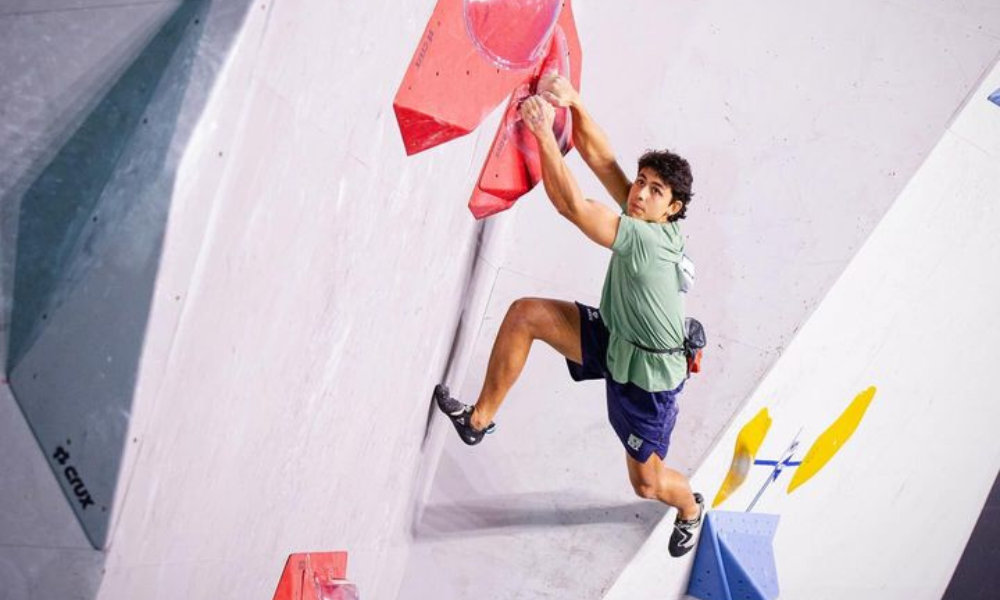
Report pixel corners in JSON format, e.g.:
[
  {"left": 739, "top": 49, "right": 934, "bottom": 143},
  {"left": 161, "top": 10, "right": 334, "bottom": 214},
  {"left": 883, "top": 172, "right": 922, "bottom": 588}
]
[
  {"left": 393, "top": 0, "right": 563, "bottom": 156},
  {"left": 272, "top": 552, "right": 358, "bottom": 600}
]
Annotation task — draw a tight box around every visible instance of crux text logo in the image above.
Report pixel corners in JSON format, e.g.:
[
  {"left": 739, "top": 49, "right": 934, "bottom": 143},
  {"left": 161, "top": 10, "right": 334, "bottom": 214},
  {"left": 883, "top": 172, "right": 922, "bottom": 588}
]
[{"left": 53, "top": 444, "right": 95, "bottom": 510}]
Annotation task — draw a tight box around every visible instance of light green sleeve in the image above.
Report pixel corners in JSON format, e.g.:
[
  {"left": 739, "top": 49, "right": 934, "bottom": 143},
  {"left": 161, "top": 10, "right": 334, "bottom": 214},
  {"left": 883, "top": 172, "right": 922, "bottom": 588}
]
[
  {"left": 612, "top": 216, "right": 658, "bottom": 273},
  {"left": 614, "top": 218, "right": 686, "bottom": 261},
  {"left": 611, "top": 215, "right": 639, "bottom": 255}
]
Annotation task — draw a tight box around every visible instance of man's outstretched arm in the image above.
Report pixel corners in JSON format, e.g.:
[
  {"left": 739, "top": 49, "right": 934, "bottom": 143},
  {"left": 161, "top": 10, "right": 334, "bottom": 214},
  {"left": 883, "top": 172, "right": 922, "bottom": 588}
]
[
  {"left": 540, "top": 75, "right": 631, "bottom": 209},
  {"left": 520, "top": 95, "right": 620, "bottom": 249}
]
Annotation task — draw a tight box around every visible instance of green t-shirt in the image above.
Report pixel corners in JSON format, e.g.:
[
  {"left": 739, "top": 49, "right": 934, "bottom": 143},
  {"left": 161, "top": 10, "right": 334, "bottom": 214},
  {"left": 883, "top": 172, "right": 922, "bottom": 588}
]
[{"left": 599, "top": 215, "right": 687, "bottom": 392}]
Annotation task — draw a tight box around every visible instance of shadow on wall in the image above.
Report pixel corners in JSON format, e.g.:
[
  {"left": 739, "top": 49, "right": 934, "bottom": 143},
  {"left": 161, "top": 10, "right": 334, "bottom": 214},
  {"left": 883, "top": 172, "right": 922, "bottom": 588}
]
[
  {"left": 416, "top": 493, "right": 667, "bottom": 541},
  {"left": 2, "top": 0, "right": 251, "bottom": 551}
]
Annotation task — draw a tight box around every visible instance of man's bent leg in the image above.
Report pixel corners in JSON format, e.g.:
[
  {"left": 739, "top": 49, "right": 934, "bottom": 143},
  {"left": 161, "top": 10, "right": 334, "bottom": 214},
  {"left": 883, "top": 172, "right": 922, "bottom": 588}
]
[
  {"left": 469, "top": 298, "right": 582, "bottom": 430},
  {"left": 626, "top": 452, "right": 699, "bottom": 520}
]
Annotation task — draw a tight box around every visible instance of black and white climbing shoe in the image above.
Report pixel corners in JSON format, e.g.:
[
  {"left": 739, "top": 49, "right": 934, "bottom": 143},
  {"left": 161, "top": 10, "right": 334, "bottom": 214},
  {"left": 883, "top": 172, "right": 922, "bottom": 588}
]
[
  {"left": 668, "top": 492, "right": 705, "bottom": 557},
  {"left": 434, "top": 384, "right": 496, "bottom": 446}
]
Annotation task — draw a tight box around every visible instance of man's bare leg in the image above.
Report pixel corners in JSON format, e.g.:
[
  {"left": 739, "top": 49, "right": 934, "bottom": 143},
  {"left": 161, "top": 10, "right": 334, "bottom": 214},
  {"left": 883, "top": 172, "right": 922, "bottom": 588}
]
[
  {"left": 468, "top": 298, "right": 581, "bottom": 431},
  {"left": 626, "top": 453, "right": 700, "bottom": 520}
]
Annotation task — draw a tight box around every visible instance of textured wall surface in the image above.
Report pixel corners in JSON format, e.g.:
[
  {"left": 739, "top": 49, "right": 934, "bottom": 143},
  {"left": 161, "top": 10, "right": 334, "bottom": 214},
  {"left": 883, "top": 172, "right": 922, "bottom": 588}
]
[
  {"left": 3, "top": 0, "right": 488, "bottom": 597},
  {"left": 1, "top": 1, "right": 998, "bottom": 599}
]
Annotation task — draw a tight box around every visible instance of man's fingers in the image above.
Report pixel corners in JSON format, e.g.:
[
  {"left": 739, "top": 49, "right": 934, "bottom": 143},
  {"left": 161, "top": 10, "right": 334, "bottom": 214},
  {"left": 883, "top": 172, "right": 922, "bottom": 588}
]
[
  {"left": 538, "top": 74, "right": 576, "bottom": 107},
  {"left": 541, "top": 99, "right": 555, "bottom": 118},
  {"left": 517, "top": 95, "right": 554, "bottom": 134},
  {"left": 518, "top": 97, "right": 535, "bottom": 121},
  {"left": 542, "top": 72, "right": 564, "bottom": 87},
  {"left": 518, "top": 96, "right": 534, "bottom": 115},
  {"left": 538, "top": 72, "right": 559, "bottom": 92},
  {"left": 520, "top": 95, "right": 542, "bottom": 117}
]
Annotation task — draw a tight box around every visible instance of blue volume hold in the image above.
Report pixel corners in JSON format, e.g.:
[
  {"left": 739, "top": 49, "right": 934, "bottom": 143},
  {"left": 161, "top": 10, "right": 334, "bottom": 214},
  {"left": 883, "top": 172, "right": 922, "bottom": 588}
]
[
  {"left": 687, "top": 511, "right": 780, "bottom": 600},
  {"left": 688, "top": 512, "right": 732, "bottom": 600}
]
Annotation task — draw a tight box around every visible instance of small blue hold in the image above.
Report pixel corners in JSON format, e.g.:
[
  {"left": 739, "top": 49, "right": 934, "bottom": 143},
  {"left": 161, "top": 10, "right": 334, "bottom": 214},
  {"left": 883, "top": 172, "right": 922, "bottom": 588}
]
[{"left": 989, "top": 88, "right": 1000, "bottom": 107}]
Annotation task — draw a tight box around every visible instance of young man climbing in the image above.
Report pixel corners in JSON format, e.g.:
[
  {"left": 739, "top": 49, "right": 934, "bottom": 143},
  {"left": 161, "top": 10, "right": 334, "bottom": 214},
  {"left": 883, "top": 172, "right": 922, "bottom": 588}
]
[{"left": 435, "top": 74, "right": 704, "bottom": 557}]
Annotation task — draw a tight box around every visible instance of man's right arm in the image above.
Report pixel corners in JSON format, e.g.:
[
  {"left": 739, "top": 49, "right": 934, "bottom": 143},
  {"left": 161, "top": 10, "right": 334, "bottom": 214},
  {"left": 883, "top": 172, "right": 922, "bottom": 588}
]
[{"left": 541, "top": 75, "right": 631, "bottom": 209}]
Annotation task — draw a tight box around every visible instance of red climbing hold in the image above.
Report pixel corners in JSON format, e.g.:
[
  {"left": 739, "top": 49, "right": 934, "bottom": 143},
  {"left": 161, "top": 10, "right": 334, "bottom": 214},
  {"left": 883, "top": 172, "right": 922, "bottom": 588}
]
[
  {"left": 394, "top": 0, "right": 583, "bottom": 218},
  {"left": 272, "top": 552, "right": 358, "bottom": 600}
]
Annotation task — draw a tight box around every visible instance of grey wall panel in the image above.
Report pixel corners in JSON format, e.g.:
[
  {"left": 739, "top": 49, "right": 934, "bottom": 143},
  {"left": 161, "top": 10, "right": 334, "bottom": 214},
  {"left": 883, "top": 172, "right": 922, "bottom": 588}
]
[
  {"left": 0, "top": 2, "right": 181, "bottom": 368},
  {"left": 0, "top": 1, "right": 176, "bottom": 18},
  {"left": 7, "top": 2, "right": 200, "bottom": 372},
  {"left": 5, "top": 0, "right": 249, "bottom": 550}
]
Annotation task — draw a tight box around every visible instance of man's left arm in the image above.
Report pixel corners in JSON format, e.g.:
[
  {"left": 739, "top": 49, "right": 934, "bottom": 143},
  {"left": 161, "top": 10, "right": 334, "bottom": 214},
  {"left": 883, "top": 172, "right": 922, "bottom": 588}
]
[{"left": 521, "top": 95, "right": 620, "bottom": 249}]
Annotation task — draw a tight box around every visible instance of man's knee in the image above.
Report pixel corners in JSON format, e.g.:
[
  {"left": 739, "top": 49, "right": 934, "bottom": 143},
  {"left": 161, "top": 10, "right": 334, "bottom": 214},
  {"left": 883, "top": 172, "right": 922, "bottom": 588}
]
[
  {"left": 504, "top": 297, "right": 581, "bottom": 363},
  {"left": 631, "top": 479, "right": 659, "bottom": 500},
  {"left": 506, "top": 297, "right": 543, "bottom": 331},
  {"left": 632, "top": 470, "right": 686, "bottom": 502}
]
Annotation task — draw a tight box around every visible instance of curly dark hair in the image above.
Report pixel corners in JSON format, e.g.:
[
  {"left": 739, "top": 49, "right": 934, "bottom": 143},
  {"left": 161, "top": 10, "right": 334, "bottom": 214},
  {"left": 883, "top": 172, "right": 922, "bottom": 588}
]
[{"left": 637, "top": 149, "right": 694, "bottom": 222}]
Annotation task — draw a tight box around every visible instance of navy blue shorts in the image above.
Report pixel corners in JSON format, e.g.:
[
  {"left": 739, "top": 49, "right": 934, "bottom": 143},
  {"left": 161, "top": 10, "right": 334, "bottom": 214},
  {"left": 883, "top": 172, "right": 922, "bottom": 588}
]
[{"left": 566, "top": 302, "right": 684, "bottom": 463}]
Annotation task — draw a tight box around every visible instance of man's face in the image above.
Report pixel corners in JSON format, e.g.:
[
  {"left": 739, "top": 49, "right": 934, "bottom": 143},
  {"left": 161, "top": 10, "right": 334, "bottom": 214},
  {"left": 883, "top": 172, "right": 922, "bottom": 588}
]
[{"left": 626, "top": 167, "right": 682, "bottom": 223}]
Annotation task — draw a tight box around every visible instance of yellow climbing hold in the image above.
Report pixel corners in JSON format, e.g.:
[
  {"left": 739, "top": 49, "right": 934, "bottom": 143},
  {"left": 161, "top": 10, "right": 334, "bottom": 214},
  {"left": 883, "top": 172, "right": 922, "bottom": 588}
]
[
  {"left": 787, "top": 386, "right": 876, "bottom": 494},
  {"left": 712, "top": 407, "right": 772, "bottom": 508}
]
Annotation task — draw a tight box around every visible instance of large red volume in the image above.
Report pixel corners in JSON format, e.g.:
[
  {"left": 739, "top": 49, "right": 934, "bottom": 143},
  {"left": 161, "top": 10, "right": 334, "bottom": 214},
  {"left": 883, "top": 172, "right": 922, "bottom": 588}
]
[
  {"left": 394, "top": 0, "right": 582, "bottom": 218},
  {"left": 469, "top": 7, "right": 581, "bottom": 219},
  {"left": 393, "top": 0, "right": 549, "bottom": 156}
]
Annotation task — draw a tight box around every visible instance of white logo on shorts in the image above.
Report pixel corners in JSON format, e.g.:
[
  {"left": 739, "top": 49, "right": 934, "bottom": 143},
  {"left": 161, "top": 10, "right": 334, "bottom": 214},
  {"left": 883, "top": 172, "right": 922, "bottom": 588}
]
[
  {"left": 586, "top": 308, "right": 599, "bottom": 321},
  {"left": 627, "top": 434, "right": 644, "bottom": 451}
]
